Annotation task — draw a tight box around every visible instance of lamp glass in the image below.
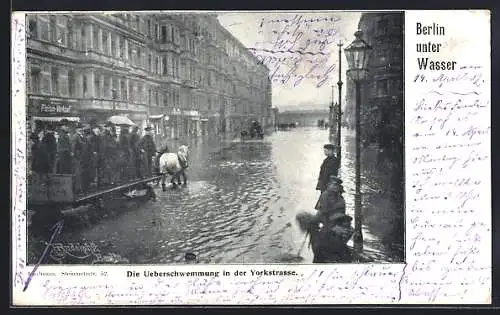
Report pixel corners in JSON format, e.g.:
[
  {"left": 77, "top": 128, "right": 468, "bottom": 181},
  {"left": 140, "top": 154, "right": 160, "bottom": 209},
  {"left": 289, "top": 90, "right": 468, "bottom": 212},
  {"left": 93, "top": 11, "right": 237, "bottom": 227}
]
[{"left": 344, "top": 30, "right": 372, "bottom": 71}]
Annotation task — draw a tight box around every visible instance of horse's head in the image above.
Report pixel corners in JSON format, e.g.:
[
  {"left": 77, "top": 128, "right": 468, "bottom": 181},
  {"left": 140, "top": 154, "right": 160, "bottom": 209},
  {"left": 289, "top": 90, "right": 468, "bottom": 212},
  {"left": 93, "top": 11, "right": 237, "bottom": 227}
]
[{"left": 178, "top": 145, "right": 189, "bottom": 160}]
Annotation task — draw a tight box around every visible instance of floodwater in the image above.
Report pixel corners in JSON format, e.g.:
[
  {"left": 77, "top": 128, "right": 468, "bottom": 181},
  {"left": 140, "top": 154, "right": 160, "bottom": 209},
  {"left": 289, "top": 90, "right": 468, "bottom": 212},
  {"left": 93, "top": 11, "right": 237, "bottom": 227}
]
[{"left": 56, "top": 127, "right": 404, "bottom": 264}]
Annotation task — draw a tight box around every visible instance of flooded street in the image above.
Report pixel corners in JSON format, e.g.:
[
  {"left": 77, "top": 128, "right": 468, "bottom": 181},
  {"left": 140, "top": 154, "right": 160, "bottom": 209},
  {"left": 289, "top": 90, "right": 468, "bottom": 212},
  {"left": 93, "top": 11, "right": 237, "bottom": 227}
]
[{"left": 60, "top": 128, "right": 404, "bottom": 264}]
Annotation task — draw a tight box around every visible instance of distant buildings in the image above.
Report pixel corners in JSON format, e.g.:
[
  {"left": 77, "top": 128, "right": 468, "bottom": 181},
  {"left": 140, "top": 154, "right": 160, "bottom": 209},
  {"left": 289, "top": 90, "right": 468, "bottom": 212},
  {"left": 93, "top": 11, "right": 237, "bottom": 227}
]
[
  {"left": 344, "top": 12, "right": 403, "bottom": 151},
  {"left": 26, "top": 13, "right": 272, "bottom": 140},
  {"left": 278, "top": 109, "right": 329, "bottom": 127}
]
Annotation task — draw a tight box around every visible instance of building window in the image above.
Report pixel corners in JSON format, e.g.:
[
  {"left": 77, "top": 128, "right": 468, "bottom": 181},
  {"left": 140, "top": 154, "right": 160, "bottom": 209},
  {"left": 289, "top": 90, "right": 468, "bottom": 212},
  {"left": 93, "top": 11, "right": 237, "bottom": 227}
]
[
  {"left": 68, "top": 70, "right": 75, "bottom": 97},
  {"left": 138, "top": 84, "right": 143, "bottom": 104},
  {"left": 119, "top": 37, "right": 125, "bottom": 59},
  {"left": 154, "top": 89, "right": 159, "bottom": 105},
  {"left": 162, "top": 56, "right": 168, "bottom": 75},
  {"left": 155, "top": 56, "right": 159, "bottom": 74},
  {"left": 49, "top": 16, "right": 57, "bottom": 42},
  {"left": 51, "top": 67, "right": 59, "bottom": 95},
  {"left": 28, "top": 18, "right": 38, "bottom": 39},
  {"left": 94, "top": 74, "right": 101, "bottom": 98},
  {"left": 83, "top": 75, "right": 87, "bottom": 97},
  {"left": 103, "top": 75, "right": 110, "bottom": 98},
  {"left": 102, "top": 31, "right": 109, "bottom": 55},
  {"left": 30, "top": 67, "right": 41, "bottom": 93},
  {"left": 137, "top": 48, "right": 142, "bottom": 68},
  {"left": 147, "top": 19, "right": 151, "bottom": 37},
  {"left": 155, "top": 24, "right": 159, "bottom": 40},
  {"left": 112, "top": 78, "right": 119, "bottom": 98},
  {"left": 135, "top": 16, "right": 140, "bottom": 30},
  {"left": 376, "top": 19, "right": 388, "bottom": 36},
  {"left": 81, "top": 27, "right": 86, "bottom": 50},
  {"left": 67, "top": 20, "right": 73, "bottom": 49},
  {"left": 148, "top": 87, "right": 152, "bottom": 105},
  {"left": 93, "top": 26, "right": 99, "bottom": 51},
  {"left": 161, "top": 26, "right": 167, "bottom": 43},
  {"left": 376, "top": 79, "right": 389, "bottom": 97},
  {"left": 163, "top": 91, "right": 168, "bottom": 107},
  {"left": 111, "top": 35, "right": 116, "bottom": 57},
  {"left": 121, "top": 80, "right": 127, "bottom": 100}
]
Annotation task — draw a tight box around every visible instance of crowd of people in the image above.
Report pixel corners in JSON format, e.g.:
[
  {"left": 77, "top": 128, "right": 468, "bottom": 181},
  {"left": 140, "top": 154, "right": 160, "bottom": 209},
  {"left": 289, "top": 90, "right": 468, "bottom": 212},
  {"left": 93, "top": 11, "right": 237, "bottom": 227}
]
[{"left": 29, "top": 119, "right": 162, "bottom": 195}]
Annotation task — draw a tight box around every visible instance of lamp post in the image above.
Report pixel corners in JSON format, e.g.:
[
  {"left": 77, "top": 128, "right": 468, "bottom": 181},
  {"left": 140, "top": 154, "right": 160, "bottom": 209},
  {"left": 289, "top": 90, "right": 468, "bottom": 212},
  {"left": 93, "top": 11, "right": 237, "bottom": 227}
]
[
  {"left": 337, "top": 41, "right": 343, "bottom": 164},
  {"left": 329, "top": 85, "right": 334, "bottom": 141},
  {"left": 344, "top": 30, "right": 372, "bottom": 253}
]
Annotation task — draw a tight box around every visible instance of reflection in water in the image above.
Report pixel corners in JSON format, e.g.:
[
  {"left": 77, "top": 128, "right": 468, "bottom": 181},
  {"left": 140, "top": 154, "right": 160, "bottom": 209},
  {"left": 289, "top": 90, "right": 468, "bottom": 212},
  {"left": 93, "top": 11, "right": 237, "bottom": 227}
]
[{"left": 61, "top": 128, "right": 403, "bottom": 264}]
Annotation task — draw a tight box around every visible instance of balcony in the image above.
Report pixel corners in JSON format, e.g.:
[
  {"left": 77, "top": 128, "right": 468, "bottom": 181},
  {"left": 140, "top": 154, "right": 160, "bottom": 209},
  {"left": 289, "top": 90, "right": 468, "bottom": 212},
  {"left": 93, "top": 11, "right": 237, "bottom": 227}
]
[
  {"left": 182, "top": 79, "right": 199, "bottom": 89},
  {"left": 80, "top": 99, "right": 147, "bottom": 113},
  {"left": 28, "top": 39, "right": 82, "bottom": 60}
]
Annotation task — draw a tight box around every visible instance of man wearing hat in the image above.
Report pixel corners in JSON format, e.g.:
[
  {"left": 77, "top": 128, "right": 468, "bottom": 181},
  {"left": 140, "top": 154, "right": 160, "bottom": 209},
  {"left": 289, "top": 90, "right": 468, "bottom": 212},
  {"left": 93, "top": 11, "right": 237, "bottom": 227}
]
[
  {"left": 56, "top": 119, "right": 73, "bottom": 174},
  {"left": 316, "top": 143, "right": 340, "bottom": 193},
  {"left": 310, "top": 212, "right": 354, "bottom": 263},
  {"left": 129, "top": 126, "right": 142, "bottom": 179},
  {"left": 71, "top": 122, "right": 86, "bottom": 194},
  {"left": 139, "top": 126, "right": 157, "bottom": 177},
  {"left": 315, "top": 175, "right": 346, "bottom": 218},
  {"left": 81, "top": 124, "right": 94, "bottom": 192}
]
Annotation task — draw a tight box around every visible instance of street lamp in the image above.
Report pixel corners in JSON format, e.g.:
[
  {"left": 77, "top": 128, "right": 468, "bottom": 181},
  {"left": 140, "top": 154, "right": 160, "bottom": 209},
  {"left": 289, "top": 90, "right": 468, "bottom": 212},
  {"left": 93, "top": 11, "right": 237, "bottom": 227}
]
[
  {"left": 329, "top": 85, "right": 335, "bottom": 141},
  {"left": 337, "top": 41, "right": 343, "bottom": 165},
  {"left": 344, "top": 30, "right": 372, "bottom": 253}
]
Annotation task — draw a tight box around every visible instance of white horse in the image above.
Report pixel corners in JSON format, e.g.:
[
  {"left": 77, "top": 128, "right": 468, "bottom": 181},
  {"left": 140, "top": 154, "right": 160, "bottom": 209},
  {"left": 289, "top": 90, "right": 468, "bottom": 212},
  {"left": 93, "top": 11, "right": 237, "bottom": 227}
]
[{"left": 158, "top": 145, "right": 190, "bottom": 191}]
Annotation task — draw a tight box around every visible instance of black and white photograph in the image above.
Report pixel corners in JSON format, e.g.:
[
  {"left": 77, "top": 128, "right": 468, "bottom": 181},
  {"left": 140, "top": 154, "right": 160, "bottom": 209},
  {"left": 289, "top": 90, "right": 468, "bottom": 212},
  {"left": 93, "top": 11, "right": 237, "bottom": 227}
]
[{"left": 25, "top": 11, "right": 404, "bottom": 265}]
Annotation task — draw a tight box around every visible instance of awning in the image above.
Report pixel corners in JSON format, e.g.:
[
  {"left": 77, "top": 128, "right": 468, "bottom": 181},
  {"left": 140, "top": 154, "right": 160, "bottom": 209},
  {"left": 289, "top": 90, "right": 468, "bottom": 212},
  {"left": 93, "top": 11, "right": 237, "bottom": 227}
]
[
  {"left": 149, "top": 114, "right": 164, "bottom": 120},
  {"left": 32, "top": 116, "right": 80, "bottom": 122}
]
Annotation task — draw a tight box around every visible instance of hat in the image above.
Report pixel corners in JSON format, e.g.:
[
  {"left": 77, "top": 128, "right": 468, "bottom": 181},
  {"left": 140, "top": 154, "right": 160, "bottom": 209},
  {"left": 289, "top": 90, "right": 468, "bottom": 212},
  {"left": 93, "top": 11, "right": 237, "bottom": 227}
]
[
  {"left": 144, "top": 126, "right": 153, "bottom": 131},
  {"left": 59, "top": 118, "right": 70, "bottom": 125},
  {"left": 329, "top": 213, "right": 352, "bottom": 223},
  {"left": 323, "top": 143, "right": 336, "bottom": 150}
]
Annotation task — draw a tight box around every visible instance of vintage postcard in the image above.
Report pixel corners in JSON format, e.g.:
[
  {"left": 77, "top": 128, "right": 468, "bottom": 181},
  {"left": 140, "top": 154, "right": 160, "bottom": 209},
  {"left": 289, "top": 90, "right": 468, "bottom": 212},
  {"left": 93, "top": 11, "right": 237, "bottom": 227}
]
[{"left": 11, "top": 10, "right": 491, "bottom": 305}]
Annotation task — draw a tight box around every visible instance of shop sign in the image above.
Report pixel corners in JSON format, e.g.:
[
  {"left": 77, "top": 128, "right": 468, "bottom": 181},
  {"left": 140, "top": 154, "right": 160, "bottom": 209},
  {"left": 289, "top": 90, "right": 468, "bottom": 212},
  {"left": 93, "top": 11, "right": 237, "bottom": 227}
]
[
  {"left": 183, "top": 110, "right": 200, "bottom": 117},
  {"left": 30, "top": 99, "right": 76, "bottom": 116}
]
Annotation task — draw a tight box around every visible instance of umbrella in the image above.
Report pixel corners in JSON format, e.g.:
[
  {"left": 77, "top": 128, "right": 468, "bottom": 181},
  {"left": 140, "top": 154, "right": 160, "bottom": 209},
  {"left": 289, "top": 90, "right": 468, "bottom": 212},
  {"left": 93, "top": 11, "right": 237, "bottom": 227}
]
[{"left": 107, "top": 115, "right": 136, "bottom": 126}]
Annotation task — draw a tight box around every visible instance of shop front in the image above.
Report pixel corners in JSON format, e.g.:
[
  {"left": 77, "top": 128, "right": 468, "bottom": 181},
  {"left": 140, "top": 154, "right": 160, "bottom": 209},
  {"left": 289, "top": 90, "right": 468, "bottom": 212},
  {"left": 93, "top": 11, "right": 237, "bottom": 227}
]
[
  {"left": 28, "top": 97, "right": 80, "bottom": 133},
  {"left": 182, "top": 110, "right": 201, "bottom": 138}
]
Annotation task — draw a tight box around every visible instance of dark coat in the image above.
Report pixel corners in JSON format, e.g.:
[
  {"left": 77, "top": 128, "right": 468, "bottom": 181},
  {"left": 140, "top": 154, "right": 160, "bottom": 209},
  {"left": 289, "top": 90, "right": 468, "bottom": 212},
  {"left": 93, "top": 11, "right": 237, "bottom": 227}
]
[
  {"left": 129, "top": 132, "right": 141, "bottom": 159},
  {"left": 314, "top": 189, "right": 346, "bottom": 216},
  {"left": 316, "top": 155, "right": 339, "bottom": 192},
  {"left": 71, "top": 133, "right": 85, "bottom": 160},
  {"left": 139, "top": 134, "right": 157, "bottom": 157},
  {"left": 310, "top": 219, "right": 354, "bottom": 263}
]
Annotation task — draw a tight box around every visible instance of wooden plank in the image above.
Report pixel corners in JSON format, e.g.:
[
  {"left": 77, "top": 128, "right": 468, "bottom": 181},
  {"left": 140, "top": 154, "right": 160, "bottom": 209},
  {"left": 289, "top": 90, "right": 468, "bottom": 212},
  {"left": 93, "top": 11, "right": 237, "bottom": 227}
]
[{"left": 74, "top": 175, "right": 163, "bottom": 204}]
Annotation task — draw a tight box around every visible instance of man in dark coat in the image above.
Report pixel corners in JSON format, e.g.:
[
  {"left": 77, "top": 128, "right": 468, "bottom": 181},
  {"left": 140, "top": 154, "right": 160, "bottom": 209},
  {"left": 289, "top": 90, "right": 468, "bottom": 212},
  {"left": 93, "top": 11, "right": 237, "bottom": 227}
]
[
  {"left": 118, "top": 126, "right": 131, "bottom": 182},
  {"left": 88, "top": 123, "right": 103, "bottom": 188},
  {"left": 129, "top": 126, "right": 141, "bottom": 179},
  {"left": 71, "top": 122, "right": 86, "bottom": 194},
  {"left": 139, "top": 126, "right": 157, "bottom": 177},
  {"left": 102, "top": 122, "right": 118, "bottom": 185},
  {"left": 314, "top": 176, "right": 346, "bottom": 219},
  {"left": 56, "top": 120, "right": 73, "bottom": 174},
  {"left": 81, "top": 125, "right": 94, "bottom": 192},
  {"left": 41, "top": 125, "right": 57, "bottom": 174},
  {"left": 310, "top": 212, "right": 354, "bottom": 263},
  {"left": 316, "top": 144, "right": 340, "bottom": 191}
]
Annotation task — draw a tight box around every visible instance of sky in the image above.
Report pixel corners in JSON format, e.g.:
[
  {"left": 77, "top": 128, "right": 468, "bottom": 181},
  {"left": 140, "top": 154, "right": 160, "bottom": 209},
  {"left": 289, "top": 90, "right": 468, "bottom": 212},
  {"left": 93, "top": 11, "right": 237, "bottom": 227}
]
[{"left": 217, "top": 11, "right": 362, "bottom": 111}]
